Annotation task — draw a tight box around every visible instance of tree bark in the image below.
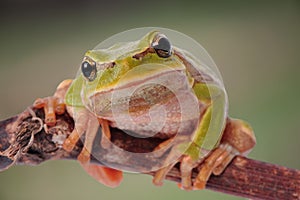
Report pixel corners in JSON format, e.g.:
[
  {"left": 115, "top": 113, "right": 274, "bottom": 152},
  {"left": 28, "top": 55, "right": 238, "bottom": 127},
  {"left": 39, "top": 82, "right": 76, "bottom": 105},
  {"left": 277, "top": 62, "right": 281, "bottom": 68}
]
[{"left": 0, "top": 108, "right": 299, "bottom": 200}]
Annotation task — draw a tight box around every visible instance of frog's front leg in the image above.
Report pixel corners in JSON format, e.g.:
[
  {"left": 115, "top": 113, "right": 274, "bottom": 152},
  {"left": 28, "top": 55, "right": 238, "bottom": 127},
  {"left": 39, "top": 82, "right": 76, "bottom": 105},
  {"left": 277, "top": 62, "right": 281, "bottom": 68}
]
[
  {"left": 33, "top": 80, "right": 123, "bottom": 187},
  {"left": 63, "top": 108, "right": 97, "bottom": 164}
]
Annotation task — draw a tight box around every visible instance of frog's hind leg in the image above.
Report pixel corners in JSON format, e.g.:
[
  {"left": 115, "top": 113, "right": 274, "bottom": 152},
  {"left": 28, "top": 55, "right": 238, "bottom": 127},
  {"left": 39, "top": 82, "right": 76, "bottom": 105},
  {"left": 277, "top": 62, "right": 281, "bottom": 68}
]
[
  {"left": 193, "top": 118, "right": 256, "bottom": 190},
  {"left": 81, "top": 163, "right": 123, "bottom": 188},
  {"left": 81, "top": 116, "right": 124, "bottom": 187},
  {"left": 69, "top": 110, "right": 123, "bottom": 187}
]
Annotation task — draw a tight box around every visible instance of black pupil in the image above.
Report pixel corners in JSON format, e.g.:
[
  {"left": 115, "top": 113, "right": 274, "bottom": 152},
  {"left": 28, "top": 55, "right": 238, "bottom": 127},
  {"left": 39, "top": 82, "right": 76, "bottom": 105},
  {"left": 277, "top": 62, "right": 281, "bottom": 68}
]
[
  {"left": 81, "top": 61, "right": 95, "bottom": 81},
  {"left": 153, "top": 37, "right": 171, "bottom": 58},
  {"left": 156, "top": 38, "right": 171, "bottom": 52}
]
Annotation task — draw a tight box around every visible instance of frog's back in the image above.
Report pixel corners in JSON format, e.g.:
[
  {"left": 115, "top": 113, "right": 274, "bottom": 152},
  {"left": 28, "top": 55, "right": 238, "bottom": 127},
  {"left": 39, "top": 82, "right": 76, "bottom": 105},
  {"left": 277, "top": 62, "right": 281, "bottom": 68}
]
[{"left": 85, "top": 31, "right": 158, "bottom": 63}]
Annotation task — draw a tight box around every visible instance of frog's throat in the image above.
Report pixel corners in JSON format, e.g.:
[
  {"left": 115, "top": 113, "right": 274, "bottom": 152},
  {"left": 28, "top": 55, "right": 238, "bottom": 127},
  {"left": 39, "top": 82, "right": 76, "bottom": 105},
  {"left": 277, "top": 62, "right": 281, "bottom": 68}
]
[{"left": 86, "top": 67, "right": 187, "bottom": 99}]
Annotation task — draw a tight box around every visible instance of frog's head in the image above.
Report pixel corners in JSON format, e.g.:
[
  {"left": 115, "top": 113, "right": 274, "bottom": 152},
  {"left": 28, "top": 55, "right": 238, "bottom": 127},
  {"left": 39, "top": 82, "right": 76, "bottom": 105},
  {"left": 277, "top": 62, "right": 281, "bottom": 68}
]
[
  {"left": 81, "top": 31, "right": 186, "bottom": 93},
  {"left": 66, "top": 31, "right": 191, "bottom": 116}
]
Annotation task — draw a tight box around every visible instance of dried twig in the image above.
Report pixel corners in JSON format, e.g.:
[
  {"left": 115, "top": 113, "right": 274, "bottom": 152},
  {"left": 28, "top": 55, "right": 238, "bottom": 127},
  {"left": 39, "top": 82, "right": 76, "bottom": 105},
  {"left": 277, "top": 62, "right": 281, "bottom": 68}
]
[{"left": 0, "top": 108, "right": 299, "bottom": 200}]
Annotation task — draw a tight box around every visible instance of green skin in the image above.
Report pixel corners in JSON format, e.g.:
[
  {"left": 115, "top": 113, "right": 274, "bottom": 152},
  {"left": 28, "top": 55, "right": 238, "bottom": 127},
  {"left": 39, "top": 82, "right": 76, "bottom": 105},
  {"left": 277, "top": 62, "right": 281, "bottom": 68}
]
[{"left": 64, "top": 31, "right": 228, "bottom": 161}]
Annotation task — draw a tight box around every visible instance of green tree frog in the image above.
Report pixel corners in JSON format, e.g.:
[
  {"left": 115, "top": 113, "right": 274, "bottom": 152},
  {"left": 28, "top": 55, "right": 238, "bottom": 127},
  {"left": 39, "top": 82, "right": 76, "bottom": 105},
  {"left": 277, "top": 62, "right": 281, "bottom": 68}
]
[{"left": 33, "top": 30, "right": 256, "bottom": 190}]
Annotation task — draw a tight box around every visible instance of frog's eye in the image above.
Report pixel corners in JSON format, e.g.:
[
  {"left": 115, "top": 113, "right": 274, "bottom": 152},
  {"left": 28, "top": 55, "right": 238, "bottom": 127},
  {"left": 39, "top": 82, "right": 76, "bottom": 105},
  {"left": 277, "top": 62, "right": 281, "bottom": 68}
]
[
  {"left": 151, "top": 35, "right": 172, "bottom": 58},
  {"left": 81, "top": 61, "right": 97, "bottom": 81}
]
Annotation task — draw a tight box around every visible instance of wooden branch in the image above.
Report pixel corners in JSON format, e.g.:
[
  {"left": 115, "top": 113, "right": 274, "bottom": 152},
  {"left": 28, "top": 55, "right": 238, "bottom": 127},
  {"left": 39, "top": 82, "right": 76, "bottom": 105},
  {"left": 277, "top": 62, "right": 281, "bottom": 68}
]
[{"left": 0, "top": 108, "right": 299, "bottom": 200}]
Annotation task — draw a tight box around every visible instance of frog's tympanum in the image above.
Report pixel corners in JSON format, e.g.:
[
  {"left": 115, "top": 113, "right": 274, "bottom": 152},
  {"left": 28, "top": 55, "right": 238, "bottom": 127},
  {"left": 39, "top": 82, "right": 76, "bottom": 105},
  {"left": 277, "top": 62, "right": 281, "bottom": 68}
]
[{"left": 34, "top": 31, "right": 256, "bottom": 190}]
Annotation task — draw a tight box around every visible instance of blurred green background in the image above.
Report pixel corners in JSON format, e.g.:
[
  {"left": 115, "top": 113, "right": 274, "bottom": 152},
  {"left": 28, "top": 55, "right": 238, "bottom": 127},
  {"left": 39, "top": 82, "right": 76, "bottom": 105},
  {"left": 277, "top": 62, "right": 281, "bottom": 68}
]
[{"left": 0, "top": 0, "right": 299, "bottom": 199}]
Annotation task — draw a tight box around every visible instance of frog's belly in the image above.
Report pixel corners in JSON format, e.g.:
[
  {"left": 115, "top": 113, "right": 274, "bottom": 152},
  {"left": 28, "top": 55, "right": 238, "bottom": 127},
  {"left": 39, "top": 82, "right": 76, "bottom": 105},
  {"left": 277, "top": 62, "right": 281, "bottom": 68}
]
[
  {"left": 109, "top": 116, "right": 199, "bottom": 139},
  {"left": 108, "top": 90, "right": 200, "bottom": 139}
]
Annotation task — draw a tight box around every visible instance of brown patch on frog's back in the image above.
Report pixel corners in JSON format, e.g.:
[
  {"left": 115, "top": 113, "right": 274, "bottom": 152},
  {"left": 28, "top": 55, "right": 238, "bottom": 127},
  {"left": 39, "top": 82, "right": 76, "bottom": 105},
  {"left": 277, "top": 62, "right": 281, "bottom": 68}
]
[
  {"left": 132, "top": 48, "right": 155, "bottom": 60},
  {"left": 173, "top": 49, "right": 214, "bottom": 83}
]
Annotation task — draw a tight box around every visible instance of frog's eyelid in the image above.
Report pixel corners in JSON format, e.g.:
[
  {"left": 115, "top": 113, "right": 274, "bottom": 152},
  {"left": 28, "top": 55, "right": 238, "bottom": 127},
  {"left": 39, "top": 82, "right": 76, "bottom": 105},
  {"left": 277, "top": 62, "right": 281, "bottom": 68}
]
[{"left": 83, "top": 56, "right": 95, "bottom": 64}]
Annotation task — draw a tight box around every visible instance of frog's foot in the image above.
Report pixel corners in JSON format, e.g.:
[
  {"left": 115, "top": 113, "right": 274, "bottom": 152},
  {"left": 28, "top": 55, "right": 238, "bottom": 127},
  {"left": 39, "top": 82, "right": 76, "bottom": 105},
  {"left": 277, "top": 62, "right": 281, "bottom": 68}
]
[
  {"left": 178, "top": 155, "right": 202, "bottom": 190},
  {"left": 33, "top": 97, "right": 64, "bottom": 126},
  {"left": 153, "top": 153, "right": 200, "bottom": 190},
  {"left": 152, "top": 159, "right": 179, "bottom": 187},
  {"left": 33, "top": 79, "right": 72, "bottom": 126},
  {"left": 193, "top": 144, "right": 233, "bottom": 189},
  {"left": 193, "top": 118, "right": 256, "bottom": 190},
  {"left": 80, "top": 163, "right": 123, "bottom": 188},
  {"left": 152, "top": 135, "right": 193, "bottom": 187}
]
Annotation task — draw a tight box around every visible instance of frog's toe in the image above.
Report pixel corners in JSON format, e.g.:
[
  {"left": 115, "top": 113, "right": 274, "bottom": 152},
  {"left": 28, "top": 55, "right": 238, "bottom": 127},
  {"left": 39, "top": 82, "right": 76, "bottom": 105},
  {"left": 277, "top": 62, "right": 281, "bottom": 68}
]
[
  {"left": 33, "top": 96, "right": 66, "bottom": 126},
  {"left": 33, "top": 80, "right": 71, "bottom": 127},
  {"left": 179, "top": 155, "right": 199, "bottom": 190},
  {"left": 55, "top": 79, "right": 73, "bottom": 92},
  {"left": 178, "top": 182, "right": 193, "bottom": 191},
  {"left": 63, "top": 137, "right": 77, "bottom": 152},
  {"left": 153, "top": 162, "right": 177, "bottom": 186},
  {"left": 78, "top": 147, "right": 91, "bottom": 165},
  {"left": 177, "top": 183, "right": 192, "bottom": 190},
  {"left": 153, "top": 143, "right": 184, "bottom": 187},
  {"left": 63, "top": 128, "right": 83, "bottom": 152},
  {"left": 213, "top": 153, "right": 235, "bottom": 175},
  {"left": 193, "top": 180, "right": 206, "bottom": 190},
  {"left": 55, "top": 103, "right": 65, "bottom": 115},
  {"left": 33, "top": 98, "right": 46, "bottom": 108},
  {"left": 192, "top": 147, "right": 226, "bottom": 189},
  {"left": 153, "top": 166, "right": 168, "bottom": 186},
  {"left": 33, "top": 97, "right": 56, "bottom": 126},
  {"left": 192, "top": 145, "right": 233, "bottom": 189},
  {"left": 152, "top": 168, "right": 170, "bottom": 186},
  {"left": 44, "top": 112, "right": 56, "bottom": 127}
]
